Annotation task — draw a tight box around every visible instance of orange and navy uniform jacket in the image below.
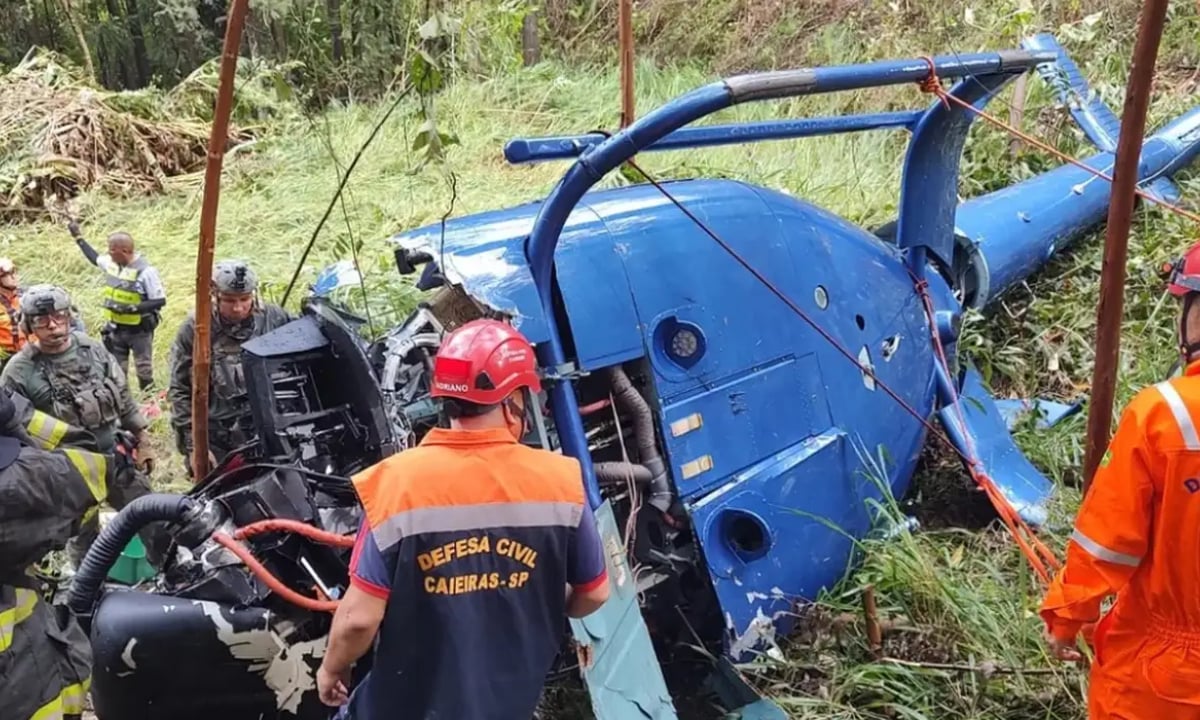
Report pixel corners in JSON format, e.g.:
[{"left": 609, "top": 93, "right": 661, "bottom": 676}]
[
  {"left": 0, "top": 288, "right": 23, "bottom": 357},
  {"left": 1041, "top": 359, "right": 1200, "bottom": 717},
  {"left": 345, "top": 426, "right": 608, "bottom": 720}
]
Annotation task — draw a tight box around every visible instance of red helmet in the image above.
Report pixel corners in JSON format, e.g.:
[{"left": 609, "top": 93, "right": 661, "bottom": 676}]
[
  {"left": 1167, "top": 241, "right": 1200, "bottom": 296},
  {"left": 430, "top": 319, "right": 542, "bottom": 406}
]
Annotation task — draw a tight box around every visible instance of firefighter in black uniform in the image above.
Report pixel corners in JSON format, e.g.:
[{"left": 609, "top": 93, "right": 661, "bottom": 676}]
[{"left": 0, "top": 385, "right": 133, "bottom": 720}]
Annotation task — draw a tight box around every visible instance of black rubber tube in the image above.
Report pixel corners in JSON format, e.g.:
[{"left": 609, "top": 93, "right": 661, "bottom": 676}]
[
  {"left": 594, "top": 461, "right": 653, "bottom": 485},
  {"left": 69, "top": 493, "right": 194, "bottom": 618},
  {"left": 608, "top": 366, "right": 673, "bottom": 511}
]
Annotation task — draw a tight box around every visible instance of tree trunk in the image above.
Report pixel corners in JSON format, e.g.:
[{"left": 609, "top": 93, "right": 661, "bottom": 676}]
[
  {"left": 327, "top": 0, "right": 344, "bottom": 64},
  {"left": 23, "top": 0, "right": 44, "bottom": 48},
  {"left": 101, "top": 0, "right": 135, "bottom": 88},
  {"left": 244, "top": 6, "right": 272, "bottom": 61},
  {"left": 522, "top": 12, "right": 540, "bottom": 66},
  {"left": 348, "top": 0, "right": 361, "bottom": 59},
  {"left": 269, "top": 16, "right": 287, "bottom": 60},
  {"left": 123, "top": 0, "right": 151, "bottom": 87},
  {"left": 57, "top": 0, "right": 96, "bottom": 82},
  {"left": 41, "top": 0, "right": 58, "bottom": 46}
]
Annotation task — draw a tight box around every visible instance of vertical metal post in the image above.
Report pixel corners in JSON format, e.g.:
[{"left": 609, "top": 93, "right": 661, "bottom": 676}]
[
  {"left": 192, "top": 0, "right": 249, "bottom": 481},
  {"left": 618, "top": 0, "right": 634, "bottom": 127},
  {"left": 1082, "top": 0, "right": 1170, "bottom": 493}
]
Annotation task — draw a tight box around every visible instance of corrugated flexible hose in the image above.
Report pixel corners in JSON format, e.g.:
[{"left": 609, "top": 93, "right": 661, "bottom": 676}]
[{"left": 68, "top": 493, "right": 195, "bottom": 620}]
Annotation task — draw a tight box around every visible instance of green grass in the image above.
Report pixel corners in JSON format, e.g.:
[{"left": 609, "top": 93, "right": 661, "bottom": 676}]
[{"left": 5, "top": 0, "right": 1200, "bottom": 715}]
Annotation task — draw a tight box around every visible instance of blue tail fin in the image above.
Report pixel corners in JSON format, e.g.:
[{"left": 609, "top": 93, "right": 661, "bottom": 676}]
[
  {"left": 1021, "top": 33, "right": 1121, "bottom": 152},
  {"left": 1021, "top": 32, "right": 1181, "bottom": 204}
]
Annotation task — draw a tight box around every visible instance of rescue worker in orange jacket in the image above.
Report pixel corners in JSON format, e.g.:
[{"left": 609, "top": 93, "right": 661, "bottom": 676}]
[
  {"left": 1040, "top": 239, "right": 1200, "bottom": 718},
  {"left": 316, "top": 319, "right": 611, "bottom": 719},
  {"left": 0, "top": 257, "right": 25, "bottom": 366}
]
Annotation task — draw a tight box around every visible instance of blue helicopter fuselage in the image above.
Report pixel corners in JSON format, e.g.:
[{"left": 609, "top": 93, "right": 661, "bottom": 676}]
[
  {"left": 338, "top": 36, "right": 1200, "bottom": 720},
  {"left": 396, "top": 179, "right": 945, "bottom": 639}
]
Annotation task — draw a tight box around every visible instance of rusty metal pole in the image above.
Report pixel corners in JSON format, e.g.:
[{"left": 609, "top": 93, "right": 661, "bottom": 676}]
[
  {"left": 618, "top": 0, "right": 634, "bottom": 128},
  {"left": 1082, "top": 0, "right": 1170, "bottom": 494},
  {"left": 192, "top": 0, "right": 250, "bottom": 480}
]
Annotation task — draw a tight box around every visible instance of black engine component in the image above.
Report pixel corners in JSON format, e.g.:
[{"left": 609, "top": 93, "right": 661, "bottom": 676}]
[
  {"left": 68, "top": 493, "right": 197, "bottom": 623},
  {"left": 84, "top": 301, "right": 391, "bottom": 720},
  {"left": 81, "top": 287, "right": 705, "bottom": 719},
  {"left": 90, "top": 590, "right": 337, "bottom": 720},
  {"left": 242, "top": 297, "right": 396, "bottom": 476}
]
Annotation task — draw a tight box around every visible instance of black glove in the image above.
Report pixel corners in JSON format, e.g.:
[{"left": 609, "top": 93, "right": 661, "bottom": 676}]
[
  {"left": 67, "top": 220, "right": 81, "bottom": 238},
  {"left": 112, "top": 445, "right": 140, "bottom": 487}
]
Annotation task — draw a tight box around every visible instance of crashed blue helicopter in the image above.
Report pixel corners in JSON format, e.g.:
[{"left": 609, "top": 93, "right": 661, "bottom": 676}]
[
  {"left": 357, "top": 34, "right": 1200, "bottom": 717},
  {"left": 76, "top": 32, "right": 1200, "bottom": 720}
]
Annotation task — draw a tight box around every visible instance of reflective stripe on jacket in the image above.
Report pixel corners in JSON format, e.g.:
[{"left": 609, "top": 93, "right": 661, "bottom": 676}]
[
  {"left": 25, "top": 410, "right": 69, "bottom": 450},
  {"left": 0, "top": 586, "right": 92, "bottom": 720},
  {"left": 101, "top": 256, "right": 147, "bottom": 326},
  {"left": 0, "top": 445, "right": 109, "bottom": 720},
  {"left": 1041, "top": 359, "right": 1200, "bottom": 717},
  {"left": 347, "top": 427, "right": 589, "bottom": 720}
]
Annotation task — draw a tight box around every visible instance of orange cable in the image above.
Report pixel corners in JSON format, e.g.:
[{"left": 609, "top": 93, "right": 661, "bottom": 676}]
[
  {"left": 208, "top": 520, "right": 356, "bottom": 613},
  {"left": 233, "top": 518, "right": 357, "bottom": 548},
  {"left": 213, "top": 532, "right": 340, "bottom": 612},
  {"left": 917, "top": 56, "right": 1200, "bottom": 225}
]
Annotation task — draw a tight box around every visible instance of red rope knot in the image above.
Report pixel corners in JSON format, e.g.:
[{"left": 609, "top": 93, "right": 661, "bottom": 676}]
[{"left": 917, "top": 55, "right": 950, "bottom": 109}]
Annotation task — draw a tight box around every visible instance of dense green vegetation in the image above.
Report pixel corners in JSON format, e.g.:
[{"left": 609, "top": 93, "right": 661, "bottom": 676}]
[{"left": 4, "top": 0, "right": 1200, "bottom": 717}]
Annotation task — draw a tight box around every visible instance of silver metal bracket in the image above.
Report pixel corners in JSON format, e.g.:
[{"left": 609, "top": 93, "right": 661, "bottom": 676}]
[{"left": 539, "top": 361, "right": 590, "bottom": 383}]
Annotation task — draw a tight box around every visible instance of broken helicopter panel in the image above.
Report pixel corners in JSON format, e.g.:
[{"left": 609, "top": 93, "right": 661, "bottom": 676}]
[{"left": 71, "top": 34, "right": 1200, "bottom": 720}]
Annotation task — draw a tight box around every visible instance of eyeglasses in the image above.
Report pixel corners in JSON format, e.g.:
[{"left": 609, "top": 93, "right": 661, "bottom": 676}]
[{"left": 31, "top": 310, "right": 70, "bottom": 328}]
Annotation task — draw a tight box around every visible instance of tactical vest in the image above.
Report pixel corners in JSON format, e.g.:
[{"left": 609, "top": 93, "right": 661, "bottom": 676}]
[
  {"left": 102, "top": 256, "right": 148, "bottom": 326},
  {"left": 211, "top": 332, "right": 249, "bottom": 407},
  {"left": 34, "top": 336, "right": 125, "bottom": 432},
  {"left": 205, "top": 310, "right": 282, "bottom": 424}
]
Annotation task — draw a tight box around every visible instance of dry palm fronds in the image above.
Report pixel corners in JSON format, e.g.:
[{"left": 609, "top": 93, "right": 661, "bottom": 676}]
[{"left": 0, "top": 48, "right": 247, "bottom": 220}]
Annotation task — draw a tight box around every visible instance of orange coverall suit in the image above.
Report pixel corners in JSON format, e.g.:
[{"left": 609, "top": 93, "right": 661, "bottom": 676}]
[{"left": 1041, "top": 360, "right": 1200, "bottom": 718}]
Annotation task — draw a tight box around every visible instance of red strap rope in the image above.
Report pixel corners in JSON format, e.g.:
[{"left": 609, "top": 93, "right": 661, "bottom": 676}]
[
  {"left": 624, "top": 155, "right": 1062, "bottom": 582},
  {"left": 910, "top": 272, "right": 1061, "bottom": 581},
  {"left": 917, "top": 56, "right": 1200, "bottom": 225}
]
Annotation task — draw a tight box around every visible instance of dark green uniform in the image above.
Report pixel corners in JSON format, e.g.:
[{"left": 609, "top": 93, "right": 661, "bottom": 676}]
[
  {"left": 167, "top": 305, "right": 292, "bottom": 467},
  {"left": 0, "top": 332, "right": 152, "bottom": 567},
  {"left": 0, "top": 332, "right": 147, "bottom": 453},
  {"left": 0, "top": 389, "right": 120, "bottom": 720}
]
